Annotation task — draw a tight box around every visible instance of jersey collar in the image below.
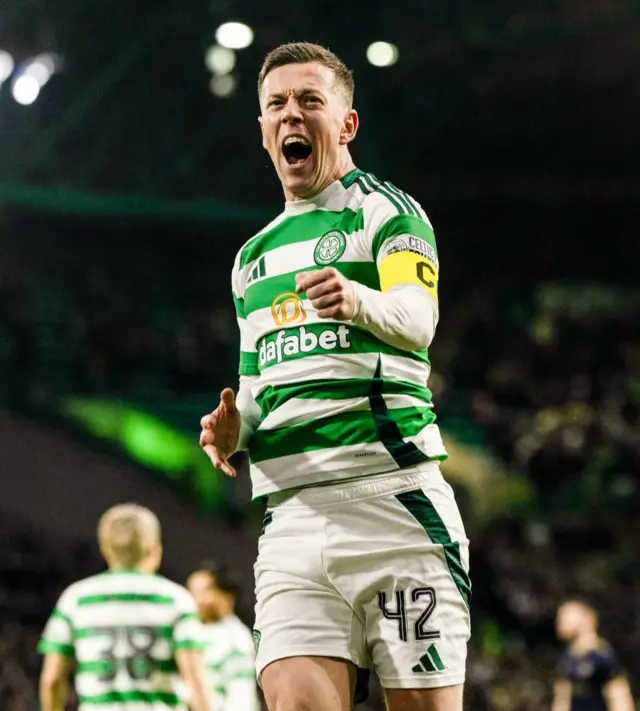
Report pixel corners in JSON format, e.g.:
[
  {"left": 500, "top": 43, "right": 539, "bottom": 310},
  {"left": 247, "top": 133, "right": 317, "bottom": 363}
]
[{"left": 283, "top": 174, "right": 350, "bottom": 215}]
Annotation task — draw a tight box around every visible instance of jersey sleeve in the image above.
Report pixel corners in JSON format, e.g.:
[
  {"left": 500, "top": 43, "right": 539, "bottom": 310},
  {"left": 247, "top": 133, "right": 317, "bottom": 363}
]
[
  {"left": 365, "top": 189, "right": 440, "bottom": 305},
  {"left": 556, "top": 652, "right": 571, "bottom": 679},
  {"left": 172, "top": 593, "right": 205, "bottom": 652},
  {"left": 232, "top": 251, "right": 259, "bottom": 377},
  {"left": 595, "top": 647, "right": 624, "bottom": 684},
  {"left": 38, "top": 589, "right": 75, "bottom": 658}
]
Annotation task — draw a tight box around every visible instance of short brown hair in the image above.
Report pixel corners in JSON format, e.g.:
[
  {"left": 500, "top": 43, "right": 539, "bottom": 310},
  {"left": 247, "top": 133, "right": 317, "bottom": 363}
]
[{"left": 258, "top": 42, "right": 354, "bottom": 107}]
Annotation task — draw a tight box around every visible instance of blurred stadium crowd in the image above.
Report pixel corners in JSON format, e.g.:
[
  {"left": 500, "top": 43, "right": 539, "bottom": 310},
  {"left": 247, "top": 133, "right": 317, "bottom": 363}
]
[
  {"left": 1, "top": 200, "right": 638, "bottom": 710},
  {"left": 0, "top": 220, "right": 239, "bottom": 404}
]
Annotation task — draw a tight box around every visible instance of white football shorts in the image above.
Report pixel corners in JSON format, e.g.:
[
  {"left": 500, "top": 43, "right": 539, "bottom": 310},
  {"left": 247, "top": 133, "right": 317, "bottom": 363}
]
[{"left": 253, "top": 460, "right": 471, "bottom": 689}]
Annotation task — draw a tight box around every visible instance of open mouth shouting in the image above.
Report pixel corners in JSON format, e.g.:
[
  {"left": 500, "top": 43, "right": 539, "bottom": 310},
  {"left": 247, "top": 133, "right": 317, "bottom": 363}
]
[{"left": 282, "top": 135, "right": 313, "bottom": 169}]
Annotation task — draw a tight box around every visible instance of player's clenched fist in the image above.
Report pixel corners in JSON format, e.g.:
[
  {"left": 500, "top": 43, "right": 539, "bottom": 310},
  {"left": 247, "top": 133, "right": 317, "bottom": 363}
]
[
  {"left": 199, "top": 388, "right": 241, "bottom": 477},
  {"left": 295, "top": 267, "right": 355, "bottom": 320}
]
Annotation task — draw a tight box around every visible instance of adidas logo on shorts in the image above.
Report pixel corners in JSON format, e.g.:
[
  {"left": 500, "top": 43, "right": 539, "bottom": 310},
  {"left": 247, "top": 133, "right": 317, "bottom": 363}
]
[{"left": 412, "top": 644, "right": 446, "bottom": 674}]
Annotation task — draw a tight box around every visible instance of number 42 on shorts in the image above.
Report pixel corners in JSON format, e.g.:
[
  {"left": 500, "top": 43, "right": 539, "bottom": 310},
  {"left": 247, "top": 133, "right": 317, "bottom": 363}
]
[
  {"left": 379, "top": 586, "right": 448, "bottom": 674},
  {"left": 378, "top": 586, "right": 438, "bottom": 642}
]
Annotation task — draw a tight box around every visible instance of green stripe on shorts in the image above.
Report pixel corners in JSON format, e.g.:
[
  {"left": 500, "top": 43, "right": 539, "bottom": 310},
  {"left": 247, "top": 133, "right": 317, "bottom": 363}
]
[
  {"left": 260, "top": 511, "right": 273, "bottom": 536},
  {"left": 395, "top": 489, "right": 471, "bottom": 610}
]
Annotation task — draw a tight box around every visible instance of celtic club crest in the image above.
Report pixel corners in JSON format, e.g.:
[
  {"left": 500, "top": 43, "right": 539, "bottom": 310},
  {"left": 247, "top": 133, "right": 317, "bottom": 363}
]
[{"left": 314, "top": 230, "right": 347, "bottom": 266}]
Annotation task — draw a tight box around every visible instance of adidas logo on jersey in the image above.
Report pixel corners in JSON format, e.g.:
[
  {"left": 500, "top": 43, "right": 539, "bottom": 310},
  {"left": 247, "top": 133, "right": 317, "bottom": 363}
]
[
  {"left": 258, "top": 325, "right": 351, "bottom": 367},
  {"left": 247, "top": 256, "right": 267, "bottom": 285}
]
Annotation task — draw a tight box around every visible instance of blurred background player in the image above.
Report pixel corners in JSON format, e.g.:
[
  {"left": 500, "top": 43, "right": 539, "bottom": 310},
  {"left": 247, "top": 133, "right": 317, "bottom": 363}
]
[
  {"left": 187, "top": 561, "right": 260, "bottom": 711},
  {"left": 37, "top": 504, "right": 213, "bottom": 711},
  {"left": 553, "top": 598, "right": 635, "bottom": 711}
]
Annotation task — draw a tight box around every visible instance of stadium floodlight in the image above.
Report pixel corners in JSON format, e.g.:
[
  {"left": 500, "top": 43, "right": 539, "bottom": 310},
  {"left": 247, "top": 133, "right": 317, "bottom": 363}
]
[
  {"left": 23, "top": 53, "right": 56, "bottom": 87},
  {"left": 205, "top": 44, "right": 236, "bottom": 75},
  {"left": 209, "top": 74, "right": 237, "bottom": 98},
  {"left": 215, "top": 22, "right": 254, "bottom": 50},
  {"left": 366, "top": 41, "right": 399, "bottom": 67},
  {"left": 12, "top": 73, "right": 40, "bottom": 104},
  {"left": 0, "top": 50, "right": 15, "bottom": 83}
]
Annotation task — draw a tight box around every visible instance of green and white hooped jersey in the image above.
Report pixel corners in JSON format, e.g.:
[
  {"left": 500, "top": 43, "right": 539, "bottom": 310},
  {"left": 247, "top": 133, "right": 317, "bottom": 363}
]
[
  {"left": 38, "top": 571, "right": 203, "bottom": 711},
  {"left": 201, "top": 615, "right": 260, "bottom": 711},
  {"left": 233, "top": 168, "right": 447, "bottom": 499}
]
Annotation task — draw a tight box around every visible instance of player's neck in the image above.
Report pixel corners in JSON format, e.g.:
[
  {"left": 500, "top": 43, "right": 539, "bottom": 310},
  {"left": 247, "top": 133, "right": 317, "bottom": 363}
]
[
  {"left": 218, "top": 605, "right": 235, "bottom": 620},
  {"left": 107, "top": 558, "right": 156, "bottom": 574},
  {"left": 571, "top": 631, "right": 600, "bottom": 653},
  {"left": 284, "top": 153, "right": 356, "bottom": 203}
]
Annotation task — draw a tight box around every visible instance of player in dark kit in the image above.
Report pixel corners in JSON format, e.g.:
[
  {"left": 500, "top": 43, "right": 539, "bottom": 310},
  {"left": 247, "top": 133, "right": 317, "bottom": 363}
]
[{"left": 553, "top": 599, "right": 634, "bottom": 711}]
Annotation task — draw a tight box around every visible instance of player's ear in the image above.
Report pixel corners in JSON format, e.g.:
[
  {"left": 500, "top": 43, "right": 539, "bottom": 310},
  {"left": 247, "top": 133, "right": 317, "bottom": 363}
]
[
  {"left": 148, "top": 542, "right": 163, "bottom": 573},
  {"left": 339, "top": 109, "right": 359, "bottom": 146},
  {"left": 258, "top": 116, "right": 267, "bottom": 150},
  {"left": 99, "top": 543, "right": 111, "bottom": 567}
]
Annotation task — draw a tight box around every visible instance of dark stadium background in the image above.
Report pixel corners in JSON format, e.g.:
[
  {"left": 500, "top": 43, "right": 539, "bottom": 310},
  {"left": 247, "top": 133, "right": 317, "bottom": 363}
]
[{"left": 1, "top": 0, "right": 639, "bottom": 708}]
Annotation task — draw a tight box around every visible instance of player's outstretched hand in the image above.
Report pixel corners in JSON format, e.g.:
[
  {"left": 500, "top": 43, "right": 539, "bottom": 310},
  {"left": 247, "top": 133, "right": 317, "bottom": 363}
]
[
  {"left": 296, "top": 267, "right": 355, "bottom": 320},
  {"left": 199, "top": 388, "right": 241, "bottom": 477}
]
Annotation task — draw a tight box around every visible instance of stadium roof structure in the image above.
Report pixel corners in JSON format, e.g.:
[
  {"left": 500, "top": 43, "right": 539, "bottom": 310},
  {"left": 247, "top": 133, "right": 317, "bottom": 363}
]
[{"left": 0, "top": 0, "right": 639, "bottom": 222}]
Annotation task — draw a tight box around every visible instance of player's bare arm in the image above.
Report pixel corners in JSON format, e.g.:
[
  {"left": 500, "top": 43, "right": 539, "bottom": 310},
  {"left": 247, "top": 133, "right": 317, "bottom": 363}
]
[
  {"left": 552, "top": 679, "right": 571, "bottom": 711},
  {"left": 200, "top": 388, "right": 241, "bottom": 477},
  {"left": 603, "top": 677, "right": 635, "bottom": 711},
  {"left": 39, "top": 653, "right": 70, "bottom": 711}
]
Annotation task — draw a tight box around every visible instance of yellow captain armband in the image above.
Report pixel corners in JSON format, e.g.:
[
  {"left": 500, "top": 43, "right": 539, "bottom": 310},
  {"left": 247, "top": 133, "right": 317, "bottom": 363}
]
[{"left": 379, "top": 250, "right": 439, "bottom": 303}]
